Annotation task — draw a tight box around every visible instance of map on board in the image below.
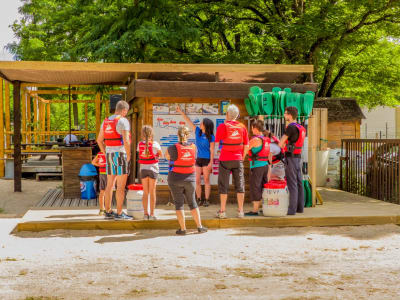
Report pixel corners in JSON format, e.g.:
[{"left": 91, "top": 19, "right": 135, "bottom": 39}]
[{"left": 153, "top": 114, "right": 226, "bottom": 185}]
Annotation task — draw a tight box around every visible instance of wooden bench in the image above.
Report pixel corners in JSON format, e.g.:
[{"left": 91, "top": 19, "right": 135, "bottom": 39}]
[{"left": 36, "top": 172, "right": 63, "bottom": 181}]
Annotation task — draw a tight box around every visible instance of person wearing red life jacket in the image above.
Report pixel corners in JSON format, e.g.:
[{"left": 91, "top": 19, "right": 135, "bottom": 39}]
[
  {"left": 244, "top": 119, "right": 272, "bottom": 216},
  {"left": 215, "top": 104, "right": 249, "bottom": 219},
  {"left": 165, "top": 126, "right": 207, "bottom": 235},
  {"left": 137, "top": 125, "right": 163, "bottom": 220},
  {"left": 91, "top": 151, "right": 107, "bottom": 215},
  {"left": 278, "top": 106, "right": 306, "bottom": 215},
  {"left": 97, "top": 100, "right": 132, "bottom": 220}
]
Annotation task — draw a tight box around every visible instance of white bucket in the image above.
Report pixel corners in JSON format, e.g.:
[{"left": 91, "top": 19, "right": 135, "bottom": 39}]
[
  {"left": 126, "top": 184, "right": 144, "bottom": 220},
  {"left": 262, "top": 181, "right": 289, "bottom": 217}
]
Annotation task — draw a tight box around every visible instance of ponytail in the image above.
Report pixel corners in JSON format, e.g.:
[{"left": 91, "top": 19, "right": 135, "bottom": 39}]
[
  {"left": 141, "top": 125, "right": 154, "bottom": 156},
  {"left": 178, "top": 126, "right": 190, "bottom": 143}
]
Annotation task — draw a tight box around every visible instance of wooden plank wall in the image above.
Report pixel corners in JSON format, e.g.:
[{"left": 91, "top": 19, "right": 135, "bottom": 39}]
[
  {"left": 312, "top": 108, "right": 328, "bottom": 150},
  {"left": 327, "top": 120, "right": 360, "bottom": 149}
]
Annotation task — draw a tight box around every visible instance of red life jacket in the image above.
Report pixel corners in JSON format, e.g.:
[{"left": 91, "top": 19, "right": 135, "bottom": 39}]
[
  {"left": 248, "top": 135, "right": 270, "bottom": 164},
  {"left": 284, "top": 123, "right": 306, "bottom": 155},
  {"left": 170, "top": 143, "right": 196, "bottom": 174},
  {"left": 138, "top": 141, "right": 159, "bottom": 164},
  {"left": 220, "top": 121, "right": 245, "bottom": 151},
  {"left": 103, "top": 116, "right": 123, "bottom": 146},
  {"left": 97, "top": 152, "right": 106, "bottom": 174},
  {"left": 270, "top": 136, "right": 284, "bottom": 164}
]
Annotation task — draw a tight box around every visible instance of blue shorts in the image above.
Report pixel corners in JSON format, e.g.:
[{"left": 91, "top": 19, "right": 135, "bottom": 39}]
[{"left": 106, "top": 152, "right": 129, "bottom": 176}]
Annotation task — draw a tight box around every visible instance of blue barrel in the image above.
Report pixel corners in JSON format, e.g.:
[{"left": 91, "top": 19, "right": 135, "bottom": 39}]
[{"left": 79, "top": 164, "right": 98, "bottom": 200}]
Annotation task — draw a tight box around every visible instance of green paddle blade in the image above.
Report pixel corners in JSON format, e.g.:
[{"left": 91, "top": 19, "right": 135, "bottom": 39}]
[
  {"left": 304, "top": 180, "right": 312, "bottom": 207},
  {"left": 244, "top": 98, "right": 254, "bottom": 116},
  {"left": 272, "top": 91, "right": 280, "bottom": 116},
  {"left": 272, "top": 87, "right": 282, "bottom": 93},
  {"left": 262, "top": 92, "right": 273, "bottom": 115},
  {"left": 303, "top": 92, "right": 315, "bottom": 118},
  {"left": 249, "top": 86, "right": 263, "bottom": 95},
  {"left": 280, "top": 91, "right": 287, "bottom": 116},
  {"left": 283, "top": 88, "right": 291, "bottom": 93},
  {"left": 249, "top": 94, "right": 259, "bottom": 115},
  {"left": 257, "top": 94, "right": 264, "bottom": 114}
]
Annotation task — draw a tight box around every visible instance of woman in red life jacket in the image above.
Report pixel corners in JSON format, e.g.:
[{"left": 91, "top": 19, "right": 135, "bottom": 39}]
[
  {"left": 138, "top": 125, "right": 163, "bottom": 220},
  {"left": 176, "top": 105, "right": 215, "bottom": 207},
  {"left": 245, "top": 119, "right": 272, "bottom": 216},
  {"left": 91, "top": 151, "right": 107, "bottom": 215},
  {"left": 165, "top": 126, "right": 207, "bottom": 235}
]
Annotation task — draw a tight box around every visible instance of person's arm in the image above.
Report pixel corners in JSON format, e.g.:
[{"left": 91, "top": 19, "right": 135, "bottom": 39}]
[
  {"left": 268, "top": 152, "right": 272, "bottom": 181},
  {"left": 279, "top": 135, "right": 288, "bottom": 149},
  {"left": 164, "top": 149, "right": 170, "bottom": 160},
  {"left": 91, "top": 155, "right": 100, "bottom": 167},
  {"left": 208, "top": 142, "right": 215, "bottom": 169},
  {"left": 176, "top": 105, "right": 196, "bottom": 131},
  {"left": 97, "top": 129, "right": 106, "bottom": 156},
  {"left": 122, "top": 130, "right": 131, "bottom": 161},
  {"left": 242, "top": 126, "right": 250, "bottom": 160}
]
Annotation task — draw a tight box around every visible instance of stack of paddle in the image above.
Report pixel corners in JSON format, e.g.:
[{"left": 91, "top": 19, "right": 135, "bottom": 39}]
[{"left": 244, "top": 86, "right": 315, "bottom": 208}]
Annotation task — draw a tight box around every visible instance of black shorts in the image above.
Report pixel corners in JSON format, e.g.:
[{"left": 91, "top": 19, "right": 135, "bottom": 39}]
[
  {"left": 140, "top": 169, "right": 158, "bottom": 180},
  {"left": 249, "top": 165, "right": 269, "bottom": 202},
  {"left": 168, "top": 180, "right": 198, "bottom": 211},
  {"left": 99, "top": 174, "right": 107, "bottom": 191},
  {"left": 195, "top": 158, "right": 210, "bottom": 167},
  {"left": 218, "top": 160, "right": 245, "bottom": 194}
]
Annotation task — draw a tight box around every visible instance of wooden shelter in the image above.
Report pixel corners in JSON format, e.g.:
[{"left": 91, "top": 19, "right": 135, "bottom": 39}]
[
  {"left": 0, "top": 61, "right": 319, "bottom": 204},
  {"left": 314, "top": 98, "right": 365, "bottom": 148}
]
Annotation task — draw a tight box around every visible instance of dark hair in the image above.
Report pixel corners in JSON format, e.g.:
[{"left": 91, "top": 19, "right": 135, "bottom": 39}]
[
  {"left": 250, "top": 119, "right": 272, "bottom": 138},
  {"left": 201, "top": 118, "right": 214, "bottom": 142},
  {"left": 285, "top": 106, "right": 298, "bottom": 119}
]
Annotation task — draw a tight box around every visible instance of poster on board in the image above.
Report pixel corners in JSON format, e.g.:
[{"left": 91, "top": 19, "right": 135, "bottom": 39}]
[{"left": 153, "top": 113, "right": 226, "bottom": 185}]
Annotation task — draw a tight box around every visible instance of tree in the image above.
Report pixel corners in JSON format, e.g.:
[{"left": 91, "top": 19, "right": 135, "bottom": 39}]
[{"left": 7, "top": 0, "right": 400, "bottom": 107}]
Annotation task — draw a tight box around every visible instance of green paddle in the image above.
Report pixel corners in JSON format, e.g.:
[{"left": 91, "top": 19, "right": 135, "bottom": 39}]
[
  {"left": 249, "top": 93, "right": 259, "bottom": 115},
  {"left": 244, "top": 98, "right": 254, "bottom": 116},
  {"left": 257, "top": 93, "right": 264, "bottom": 115}
]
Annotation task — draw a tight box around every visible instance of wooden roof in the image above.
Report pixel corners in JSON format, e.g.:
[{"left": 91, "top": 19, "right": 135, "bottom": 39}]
[
  {"left": 314, "top": 98, "right": 366, "bottom": 122},
  {"left": 0, "top": 61, "right": 313, "bottom": 85}
]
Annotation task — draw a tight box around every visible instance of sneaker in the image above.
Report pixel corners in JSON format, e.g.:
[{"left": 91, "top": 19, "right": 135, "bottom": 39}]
[
  {"left": 104, "top": 210, "right": 117, "bottom": 219},
  {"left": 144, "top": 214, "right": 150, "bottom": 220},
  {"left": 148, "top": 215, "right": 158, "bottom": 220},
  {"left": 197, "top": 198, "right": 204, "bottom": 206},
  {"left": 198, "top": 226, "right": 208, "bottom": 233},
  {"left": 203, "top": 200, "right": 210, "bottom": 207},
  {"left": 237, "top": 211, "right": 244, "bottom": 218},
  {"left": 244, "top": 211, "right": 259, "bottom": 216},
  {"left": 176, "top": 229, "right": 186, "bottom": 235},
  {"left": 114, "top": 212, "right": 133, "bottom": 220},
  {"left": 98, "top": 209, "right": 106, "bottom": 216},
  {"left": 216, "top": 210, "right": 227, "bottom": 219},
  {"left": 258, "top": 209, "right": 263, "bottom": 216}
]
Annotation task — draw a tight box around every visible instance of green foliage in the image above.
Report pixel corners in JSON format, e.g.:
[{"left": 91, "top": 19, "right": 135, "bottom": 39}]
[{"left": 7, "top": 0, "right": 400, "bottom": 107}]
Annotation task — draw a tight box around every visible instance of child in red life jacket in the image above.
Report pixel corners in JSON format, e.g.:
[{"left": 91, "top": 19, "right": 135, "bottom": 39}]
[
  {"left": 92, "top": 151, "right": 107, "bottom": 215},
  {"left": 137, "top": 125, "right": 163, "bottom": 220},
  {"left": 245, "top": 119, "right": 272, "bottom": 216}
]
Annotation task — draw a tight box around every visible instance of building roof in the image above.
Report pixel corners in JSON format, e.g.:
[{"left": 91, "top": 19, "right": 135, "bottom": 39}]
[
  {"left": 314, "top": 98, "right": 366, "bottom": 122},
  {"left": 0, "top": 61, "right": 313, "bottom": 85}
]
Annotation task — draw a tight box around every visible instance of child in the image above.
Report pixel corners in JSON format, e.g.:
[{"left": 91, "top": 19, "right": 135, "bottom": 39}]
[
  {"left": 138, "top": 125, "right": 163, "bottom": 220},
  {"left": 91, "top": 151, "right": 107, "bottom": 215}
]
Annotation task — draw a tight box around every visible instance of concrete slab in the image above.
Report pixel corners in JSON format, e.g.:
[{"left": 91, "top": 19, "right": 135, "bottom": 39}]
[{"left": 16, "top": 188, "right": 400, "bottom": 232}]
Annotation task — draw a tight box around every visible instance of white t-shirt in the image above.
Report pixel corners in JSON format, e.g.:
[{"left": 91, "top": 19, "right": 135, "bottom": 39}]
[
  {"left": 270, "top": 143, "right": 281, "bottom": 156},
  {"left": 101, "top": 115, "right": 130, "bottom": 153},
  {"left": 64, "top": 134, "right": 78, "bottom": 145},
  {"left": 137, "top": 141, "right": 162, "bottom": 173}
]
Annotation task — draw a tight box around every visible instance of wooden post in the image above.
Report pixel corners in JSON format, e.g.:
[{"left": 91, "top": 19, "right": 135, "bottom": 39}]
[
  {"left": 33, "top": 96, "right": 38, "bottom": 143},
  {"left": 13, "top": 81, "right": 22, "bottom": 192},
  {"left": 95, "top": 92, "right": 101, "bottom": 137},
  {"left": 21, "top": 91, "right": 26, "bottom": 144},
  {"left": 46, "top": 103, "right": 51, "bottom": 141},
  {"left": 40, "top": 101, "right": 46, "bottom": 142},
  {"left": 308, "top": 115, "right": 317, "bottom": 206},
  {"left": 27, "top": 95, "right": 31, "bottom": 145},
  {"left": 38, "top": 100, "right": 43, "bottom": 143},
  {"left": 5, "top": 82, "right": 11, "bottom": 150},
  {"left": 84, "top": 102, "right": 88, "bottom": 139},
  {"left": 320, "top": 108, "right": 328, "bottom": 150},
  {"left": 0, "top": 79, "right": 4, "bottom": 177}
]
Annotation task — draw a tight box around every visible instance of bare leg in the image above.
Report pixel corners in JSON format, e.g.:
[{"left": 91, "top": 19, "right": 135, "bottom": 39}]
[
  {"left": 176, "top": 210, "right": 186, "bottom": 230},
  {"left": 115, "top": 174, "right": 128, "bottom": 215},
  {"left": 237, "top": 193, "right": 244, "bottom": 212},
  {"left": 99, "top": 190, "right": 105, "bottom": 210},
  {"left": 148, "top": 178, "right": 157, "bottom": 216},
  {"left": 252, "top": 200, "right": 261, "bottom": 212},
  {"left": 202, "top": 166, "right": 211, "bottom": 201},
  {"left": 141, "top": 177, "right": 150, "bottom": 216},
  {"left": 190, "top": 208, "right": 202, "bottom": 228},
  {"left": 220, "top": 194, "right": 227, "bottom": 212},
  {"left": 195, "top": 166, "right": 202, "bottom": 201},
  {"left": 105, "top": 175, "right": 117, "bottom": 212}
]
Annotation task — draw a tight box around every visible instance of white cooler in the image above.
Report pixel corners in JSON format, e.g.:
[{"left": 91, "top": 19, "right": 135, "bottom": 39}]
[{"left": 262, "top": 180, "right": 289, "bottom": 217}]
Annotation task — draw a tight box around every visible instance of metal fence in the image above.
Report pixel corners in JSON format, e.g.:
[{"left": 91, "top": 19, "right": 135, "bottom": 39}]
[{"left": 340, "top": 139, "right": 400, "bottom": 204}]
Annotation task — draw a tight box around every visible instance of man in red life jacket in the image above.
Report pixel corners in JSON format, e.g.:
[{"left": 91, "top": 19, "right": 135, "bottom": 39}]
[
  {"left": 278, "top": 106, "right": 306, "bottom": 215},
  {"left": 97, "top": 100, "right": 132, "bottom": 220},
  {"left": 215, "top": 104, "right": 249, "bottom": 218}
]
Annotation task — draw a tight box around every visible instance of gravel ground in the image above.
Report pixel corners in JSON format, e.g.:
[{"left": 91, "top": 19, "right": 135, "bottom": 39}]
[{"left": 1, "top": 219, "right": 400, "bottom": 300}]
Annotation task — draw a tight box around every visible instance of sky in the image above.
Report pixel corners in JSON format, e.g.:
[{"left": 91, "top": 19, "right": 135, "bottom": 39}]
[{"left": 0, "top": 0, "right": 22, "bottom": 60}]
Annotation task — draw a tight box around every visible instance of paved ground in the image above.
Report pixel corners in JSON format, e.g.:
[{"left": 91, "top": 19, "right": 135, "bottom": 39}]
[{"left": 1, "top": 219, "right": 400, "bottom": 299}]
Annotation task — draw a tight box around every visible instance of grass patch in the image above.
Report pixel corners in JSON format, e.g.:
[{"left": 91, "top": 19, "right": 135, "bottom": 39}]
[
  {"left": 340, "top": 274, "right": 354, "bottom": 280},
  {"left": 130, "top": 273, "right": 149, "bottom": 278},
  {"left": 229, "top": 267, "right": 263, "bottom": 279},
  {"left": 376, "top": 247, "right": 385, "bottom": 251},
  {"left": 0, "top": 208, "right": 4, "bottom": 213},
  {"left": 25, "top": 297, "right": 61, "bottom": 300},
  {"left": 19, "top": 269, "right": 28, "bottom": 276},
  {"left": 127, "top": 288, "right": 147, "bottom": 295},
  {"left": 215, "top": 284, "right": 227, "bottom": 290},
  {"left": 1, "top": 257, "right": 18, "bottom": 262},
  {"left": 307, "top": 277, "right": 318, "bottom": 283},
  {"left": 160, "top": 275, "right": 188, "bottom": 280},
  {"left": 359, "top": 245, "right": 371, "bottom": 249},
  {"left": 274, "top": 272, "right": 292, "bottom": 277}
]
